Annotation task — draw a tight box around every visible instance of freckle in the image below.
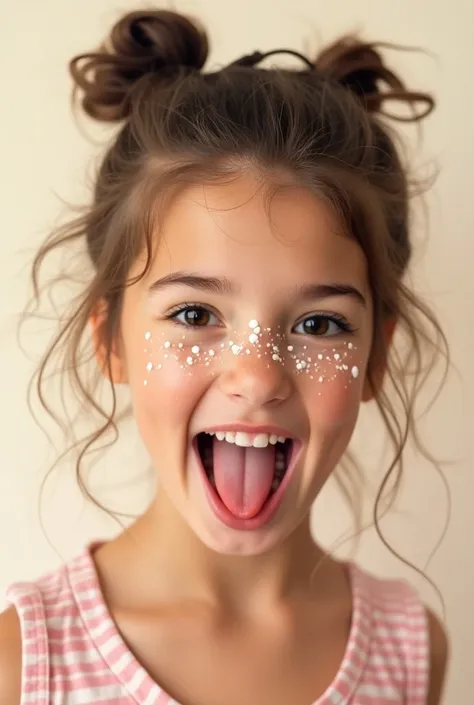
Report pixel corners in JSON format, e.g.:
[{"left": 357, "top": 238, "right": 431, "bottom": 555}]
[
  {"left": 248, "top": 319, "right": 259, "bottom": 330},
  {"left": 191, "top": 345, "right": 200, "bottom": 354},
  {"left": 287, "top": 345, "right": 294, "bottom": 352},
  {"left": 334, "top": 353, "right": 340, "bottom": 361},
  {"left": 186, "top": 356, "right": 194, "bottom": 365},
  {"left": 145, "top": 332, "right": 151, "bottom": 341},
  {"left": 351, "top": 366, "right": 359, "bottom": 379},
  {"left": 164, "top": 341, "right": 171, "bottom": 349},
  {"left": 146, "top": 362, "right": 153, "bottom": 371},
  {"left": 249, "top": 333, "right": 259, "bottom": 344}
]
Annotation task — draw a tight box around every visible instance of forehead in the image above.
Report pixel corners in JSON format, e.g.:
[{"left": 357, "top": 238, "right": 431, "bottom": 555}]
[{"left": 145, "top": 174, "right": 369, "bottom": 293}]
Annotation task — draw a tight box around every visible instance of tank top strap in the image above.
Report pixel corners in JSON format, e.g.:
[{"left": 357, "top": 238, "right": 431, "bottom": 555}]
[
  {"left": 6, "top": 579, "right": 51, "bottom": 705},
  {"left": 351, "top": 563, "right": 430, "bottom": 704}
]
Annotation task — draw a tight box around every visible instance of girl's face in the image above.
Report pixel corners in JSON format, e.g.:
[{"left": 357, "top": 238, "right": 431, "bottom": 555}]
[{"left": 118, "top": 174, "right": 374, "bottom": 555}]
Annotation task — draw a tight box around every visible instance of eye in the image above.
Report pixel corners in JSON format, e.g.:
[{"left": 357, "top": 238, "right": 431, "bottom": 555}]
[
  {"left": 167, "top": 304, "right": 220, "bottom": 328},
  {"left": 292, "top": 313, "right": 354, "bottom": 337}
]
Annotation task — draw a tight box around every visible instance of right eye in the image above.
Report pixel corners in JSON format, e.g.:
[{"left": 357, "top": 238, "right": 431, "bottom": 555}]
[{"left": 167, "top": 304, "right": 220, "bottom": 328}]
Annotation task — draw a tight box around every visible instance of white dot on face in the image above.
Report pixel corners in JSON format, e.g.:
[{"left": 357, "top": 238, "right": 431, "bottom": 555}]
[
  {"left": 334, "top": 353, "right": 340, "bottom": 361},
  {"left": 351, "top": 366, "right": 359, "bottom": 379},
  {"left": 348, "top": 342, "right": 353, "bottom": 349},
  {"left": 145, "top": 332, "right": 151, "bottom": 341},
  {"left": 146, "top": 362, "right": 153, "bottom": 371},
  {"left": 318, "top": 354, "right": 323, "bottom": 360},
  {"left": 164, "top": 341, "right": 171, "bottom": 349},
  {"left": 248, "top": 319, "right": 259, "bottom": 330},
  {"left": 208, "top": 349, "right": 215, "bottom": 357},
  {"left": 287, "top": 345, "right": 294, "bottom": 352},
  {"left": 254, "top": 326, "right": 261, "bottom": 334},
  {"left": 144, "top": 379, "right": 148, "bottom": 386},
  {"left": 186, "top": 357, "right": 194, "bottom": 365},
  {"left": 232, "top": 344, "right": 241, "bottom": 356},
  {"left": 249, "top": 333, "right": 259, "bottom": 344},
  {"left": 272, "top": 354, "right": 281, "bottom": 362},
  {"left": 178, "top": 343, "right": 183, "bottom": 349},
  {"left": 191, "top": 345, "right": 200, "bottom": 354}
]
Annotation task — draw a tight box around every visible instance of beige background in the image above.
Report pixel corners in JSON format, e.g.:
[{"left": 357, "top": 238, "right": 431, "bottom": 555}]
[{"left": 0, "top": 0, "right": 472, "bottom": 702}]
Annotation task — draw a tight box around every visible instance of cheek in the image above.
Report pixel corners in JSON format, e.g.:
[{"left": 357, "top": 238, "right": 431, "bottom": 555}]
[{"left": 125, "top": 333, "right": 216, "bottom": 442}]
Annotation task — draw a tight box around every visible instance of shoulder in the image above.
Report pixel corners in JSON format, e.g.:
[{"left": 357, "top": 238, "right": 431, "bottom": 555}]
[
  {"left": 425, "top": 607, "right": 449, "bottom": 705},
  {"left": 0, "top": 607, "right": 22, "bottom": 705}
]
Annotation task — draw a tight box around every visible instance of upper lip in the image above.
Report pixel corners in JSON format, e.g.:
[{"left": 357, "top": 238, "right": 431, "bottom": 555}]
[{"left": 195, "top": 423, "right": 298, "bottom": 440}]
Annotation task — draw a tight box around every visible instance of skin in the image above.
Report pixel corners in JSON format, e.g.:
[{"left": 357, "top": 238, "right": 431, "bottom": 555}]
[{"left": 0, "top": 172, "right": 448, "bottom": 704}]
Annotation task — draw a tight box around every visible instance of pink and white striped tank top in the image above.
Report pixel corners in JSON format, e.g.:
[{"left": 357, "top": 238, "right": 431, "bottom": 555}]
[{"left": 6, "top": 546, "right": 430, "bottom": 704}]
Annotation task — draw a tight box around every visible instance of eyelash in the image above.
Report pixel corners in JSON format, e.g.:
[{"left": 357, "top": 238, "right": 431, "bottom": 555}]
[{"left": 165, "top": 303, "right": 356, "bottom": 337}]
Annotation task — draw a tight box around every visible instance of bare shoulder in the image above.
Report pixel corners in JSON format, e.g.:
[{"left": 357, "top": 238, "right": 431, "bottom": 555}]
[
  {"left": 0, "top": 607, "right": 22, "bottom": 705},
  {"left": 425, "top": 607, "right": 449, "bottom": 705}
]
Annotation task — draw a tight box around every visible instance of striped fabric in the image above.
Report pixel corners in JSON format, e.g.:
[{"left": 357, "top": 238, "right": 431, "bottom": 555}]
[{"left": 7, "top": 546, "right": 429, "bottom": 704}]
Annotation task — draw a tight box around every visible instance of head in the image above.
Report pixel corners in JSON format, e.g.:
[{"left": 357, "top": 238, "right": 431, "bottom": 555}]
[{"left": 30, "top": 10, "right": 447, "bottom": 557}]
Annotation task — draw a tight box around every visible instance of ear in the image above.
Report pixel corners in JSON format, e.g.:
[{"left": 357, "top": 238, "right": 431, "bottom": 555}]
[
  {"left": 362, "top": 318, "right": 397, "bottom": 402},
  {"left": 89, "top": 304, "right": 128, "bottom": 384}
]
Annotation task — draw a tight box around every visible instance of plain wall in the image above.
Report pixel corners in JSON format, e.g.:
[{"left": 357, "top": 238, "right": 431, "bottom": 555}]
[{"left": 1, "top": 0, "right": 472, "bottom": 702}]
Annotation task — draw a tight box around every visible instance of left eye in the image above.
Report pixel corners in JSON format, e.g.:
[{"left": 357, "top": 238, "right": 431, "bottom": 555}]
[{"left": 292, "top": 315, "right": 351, "bottom": 337}]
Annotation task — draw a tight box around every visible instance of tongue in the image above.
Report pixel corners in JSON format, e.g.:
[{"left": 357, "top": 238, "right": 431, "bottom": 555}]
[{"left": 213, "top": 438, "right": 276, "bottom": 519}]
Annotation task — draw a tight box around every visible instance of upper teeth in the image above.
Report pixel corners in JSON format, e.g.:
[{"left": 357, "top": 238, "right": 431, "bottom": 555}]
[{"left": 206, "top": 431, "right": 288, "bottom": 448}]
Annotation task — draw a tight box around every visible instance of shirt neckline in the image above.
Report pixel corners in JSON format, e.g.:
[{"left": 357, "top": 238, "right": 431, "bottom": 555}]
[{"left": 69, "top": 544, "right": 371, "bottom": 705}]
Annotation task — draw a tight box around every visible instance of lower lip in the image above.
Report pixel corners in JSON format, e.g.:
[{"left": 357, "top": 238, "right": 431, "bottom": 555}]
[{"left": 193, "top": 439, "right": 300, "bottom": 531}]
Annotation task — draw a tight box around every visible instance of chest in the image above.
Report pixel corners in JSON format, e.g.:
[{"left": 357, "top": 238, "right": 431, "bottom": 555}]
[{"left": 116, "top": 606, "right": 352, "bottom": 705}]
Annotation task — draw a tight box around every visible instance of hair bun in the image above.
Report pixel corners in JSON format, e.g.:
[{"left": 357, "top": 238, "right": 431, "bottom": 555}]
[
  {"left": 315, "top": 37, "right": 434, "bottom": 121},
  {"left": 70, "top": 10, "right": 209, "bottom": 122}
]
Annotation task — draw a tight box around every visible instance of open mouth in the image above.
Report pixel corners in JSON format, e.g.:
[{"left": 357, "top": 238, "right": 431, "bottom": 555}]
[{"left": 195, "top": 430, "right": 295, "bottom": 526}]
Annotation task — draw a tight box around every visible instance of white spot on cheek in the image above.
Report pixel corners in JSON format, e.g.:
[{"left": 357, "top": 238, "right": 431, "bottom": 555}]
[
  {"left": 186, "top": 357, "right": 194, "bottom": 365},
  {"left": 178, "top": 343, "right": 183, "bottom": 349},
  {"left": 146, "top": 362, "right": 153, "bottom": 372},
  {"left": 191, "top": 345, "right": 200, "bottom": 354},
  {"left": 334, "top": 353, "right": 340, "bottom": 361},
  {"left": 287, "top": 345, "right": 294, "bottom": 352},
  {"left": 351, "top": 366, "right": 359, "bottom": 379},
  {"left": 318, "top": 354, "right": 323, "bottom": 360},
  {"left": 164, "top": 341, "right": 171, "bottom": 349},
  {"left": 208, "top": 349, "right": 215, "bottom": 357},
  {"left": 254, "top": 326, "right": 261, "bottom": 334},
  {"left": 249, "top": 333, "right": 259, "bottom": 344},
  {"left": 145, "top": 332, "right": 151, "bottom": 341},
  {"left": 248, "top": 319, "right": 259, "bottom": 330},
  {"left": 144, "top": 380, "right": 148, "bottom": 386},
  {"left": 232, "top": 344, "right": 242, "bottom": 355}
]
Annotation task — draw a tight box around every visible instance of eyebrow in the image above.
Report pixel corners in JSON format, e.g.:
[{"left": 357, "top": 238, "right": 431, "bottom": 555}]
[{"left": 148, "top": 271, "right": 366, "bottom": 307}]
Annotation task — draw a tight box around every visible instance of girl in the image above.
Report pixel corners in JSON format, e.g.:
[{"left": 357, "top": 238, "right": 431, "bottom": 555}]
[{"left": 0, "top": 9, "right": 449, "bottom": 705}]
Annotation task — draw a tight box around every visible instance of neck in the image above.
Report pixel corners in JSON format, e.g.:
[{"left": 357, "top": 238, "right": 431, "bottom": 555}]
[{"left": 98, "top": 489, "right": 330, "bottom": 614}]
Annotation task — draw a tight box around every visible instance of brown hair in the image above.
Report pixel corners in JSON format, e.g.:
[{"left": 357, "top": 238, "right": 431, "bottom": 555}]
[{"left": 26, "top": 10, "right": 448, "bottom": 578}]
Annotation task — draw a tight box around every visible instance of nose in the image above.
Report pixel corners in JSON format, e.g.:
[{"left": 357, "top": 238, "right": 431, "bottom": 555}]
[{"left": 218, "top": 354, "right": 292, "bottom": 408}]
